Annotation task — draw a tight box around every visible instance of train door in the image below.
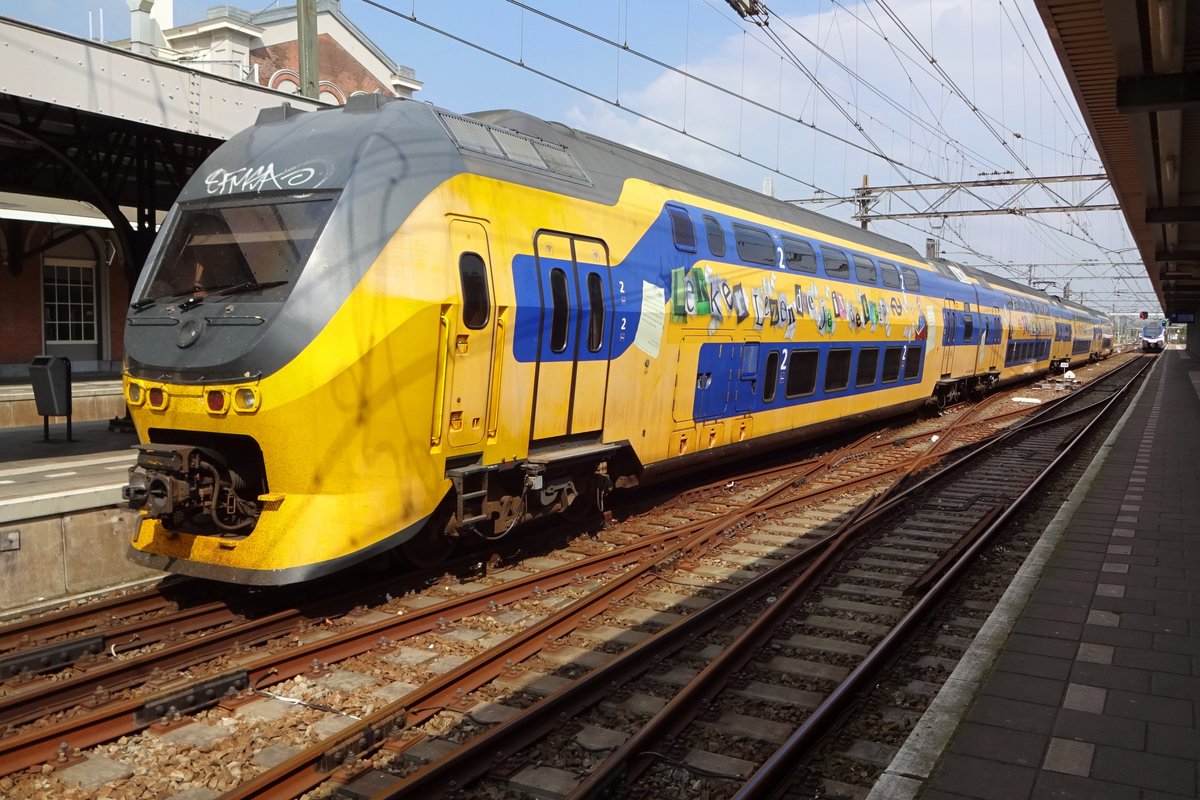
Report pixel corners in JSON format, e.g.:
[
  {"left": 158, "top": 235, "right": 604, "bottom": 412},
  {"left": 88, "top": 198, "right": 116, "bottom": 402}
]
[
  {"left": 940, "top": 298, "right": 955, "bottom": 377},
  {"left": 985, "top": 305, "right": 1003, "bottom": 370},
  {"left": 437, "top": 219, "right": 497, "bottom": 450},
  {"left": 530, "top": 232, "right": 613, "bottom": 441}
]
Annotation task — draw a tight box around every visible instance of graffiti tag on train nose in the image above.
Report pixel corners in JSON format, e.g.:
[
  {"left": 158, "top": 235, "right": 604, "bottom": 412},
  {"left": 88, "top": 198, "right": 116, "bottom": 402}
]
[{"left": 204, "top": 161, "right": 329, "bottom": 195}]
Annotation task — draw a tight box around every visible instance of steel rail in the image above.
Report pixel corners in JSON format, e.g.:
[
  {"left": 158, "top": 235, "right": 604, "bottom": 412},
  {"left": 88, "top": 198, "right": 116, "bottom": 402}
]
[{"left": 732, "top": 355, "right": 1153, "bottom": 799}]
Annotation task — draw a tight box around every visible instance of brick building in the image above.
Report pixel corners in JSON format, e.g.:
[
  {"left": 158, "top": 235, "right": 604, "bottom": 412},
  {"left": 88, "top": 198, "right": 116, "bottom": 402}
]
[{"left": 0, "top": 0, "right": 420, "bottom": 379}]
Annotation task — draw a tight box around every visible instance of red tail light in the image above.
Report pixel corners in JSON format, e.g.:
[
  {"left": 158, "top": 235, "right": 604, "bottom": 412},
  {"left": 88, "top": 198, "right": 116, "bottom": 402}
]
[{"left": 207, "top": 391, "right": 226, "bottom": 412}]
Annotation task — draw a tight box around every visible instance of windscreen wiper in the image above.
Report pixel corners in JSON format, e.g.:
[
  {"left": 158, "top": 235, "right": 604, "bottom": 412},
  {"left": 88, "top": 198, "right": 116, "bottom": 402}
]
[{"left": 216, "top": 280, "right": 289, "bottom": 297}]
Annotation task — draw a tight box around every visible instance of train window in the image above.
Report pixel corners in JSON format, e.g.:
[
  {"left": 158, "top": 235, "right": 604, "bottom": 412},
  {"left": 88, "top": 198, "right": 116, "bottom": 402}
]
[
  {"left": 549, "top": 267, "right": 570, "bottom": 353},
  {"left": 763, "top": 350, "right": 780, "bottom": 402},
  {"left": 821, "top": 247, "right": 851, "bottom": 280},
  {"left": 824, "top": 348, "right": 851, "bottom": 392},
  {"left": 899, "top": 266, "right": 921, "bottom": 292},
  {"left": 459, "top": 253, "right": 490, "bottom": 329},
  {"left": 880, "top": 262, "right": 901, "bottom": 289},
  {"left": 734, "top": 224, "right": 776, "bottom": 265},
  {"left": 963, "top": 314, "right": 974, "bottom": 342},
  {"left": 586, "top": 272, "right": 606, "bottom": 352},
  {"left": 781, "top": 236, "right": 818, "bottom": 273},
  {"left": 143, "top": 196, "right": 335, "bottom": 303},
  {"left": 904, "top": 348, "right": 922, "bottom": 379},
  {"left": 856, "top": 347, "right": 879, "bottom": 387},
  {"left": 703, "top": 216, "right": 726, "bottom": 257},
  {"left": 668, "top": 207, "right": 696, "bottom": 252},
  {"left": 854, "top": 256, "right": 877, "bottom": 284},
  {"left": 785, "top": 349, "right": 818, "bottom": 398},
  {"left": 882, "top": 347, "right": 902, "bottom": 382}
]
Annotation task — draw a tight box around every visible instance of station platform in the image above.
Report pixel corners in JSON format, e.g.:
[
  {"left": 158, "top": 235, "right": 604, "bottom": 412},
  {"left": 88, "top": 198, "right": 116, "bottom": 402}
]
[
  {"left": 0, "top": 418, "right": 155, "bottom": 609},
  {"left": 0, "top": 377, "right": 125, "bottom": 429},
  {"left": 873, "top": 347, "right": 1200, "bottom": 800}
]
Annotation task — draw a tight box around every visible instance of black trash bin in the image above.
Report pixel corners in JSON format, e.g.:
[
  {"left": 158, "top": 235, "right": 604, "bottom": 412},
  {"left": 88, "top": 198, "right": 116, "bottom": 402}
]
[{"left": 28, "top": 355, "right": 72, "bottom": 441}]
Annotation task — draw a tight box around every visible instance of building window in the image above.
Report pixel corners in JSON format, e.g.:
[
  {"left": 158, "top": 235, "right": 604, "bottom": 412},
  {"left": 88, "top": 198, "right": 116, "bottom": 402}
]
[{"left": 43, "top": 262, "right": 97, "bottom": 344}]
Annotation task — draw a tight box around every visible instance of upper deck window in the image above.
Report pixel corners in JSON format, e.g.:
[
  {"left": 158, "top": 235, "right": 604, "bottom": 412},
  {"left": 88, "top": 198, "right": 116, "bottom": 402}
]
[
  {"left": 880, "top": 262, "right": 901, "bottom": 289},
  {"left": 853, "top": 255, "right": 877, "bottom": 284},
  {"left": 899, "top": 265, "right": 921, "bottom": 292},
  {"left": 668, "top": 207, "right": 696, "bottom": 252},
  {"left": 821, "top": 247, "right": 851, "bottom": 280},
  {"left": 734, "top": 224, "right": 775, "bottom": 265},
  {"left": 703, "top": 216, "right": 726, "bottom": 258},
  {"left": 781, "top": 236, "right": 817, "bottom": 273}
]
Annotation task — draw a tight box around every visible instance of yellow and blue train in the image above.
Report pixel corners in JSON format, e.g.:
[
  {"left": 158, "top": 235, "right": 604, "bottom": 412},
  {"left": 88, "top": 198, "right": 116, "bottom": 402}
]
[{"left": 121, "top": 96, "right": 1113, "bottom": 584}]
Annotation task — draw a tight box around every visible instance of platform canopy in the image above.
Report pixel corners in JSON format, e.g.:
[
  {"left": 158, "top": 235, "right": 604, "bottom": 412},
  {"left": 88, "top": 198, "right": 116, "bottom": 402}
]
[{"left": 1034, "top": 0, "right": 1200, "bottom": 317}]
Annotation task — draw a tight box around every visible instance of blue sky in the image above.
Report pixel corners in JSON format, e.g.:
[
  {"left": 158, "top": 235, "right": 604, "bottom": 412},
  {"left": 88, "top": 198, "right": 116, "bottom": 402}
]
[{"left": 0, "top": 0, "right": 1158, "bottom": 313}]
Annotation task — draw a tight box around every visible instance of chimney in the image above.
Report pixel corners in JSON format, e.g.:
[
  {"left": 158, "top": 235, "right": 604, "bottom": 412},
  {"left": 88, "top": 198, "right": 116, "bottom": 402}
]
[
  {"left": 925, "top": 238, "right": 940, "bottom": 259},
  {"left": 127, "top": 0, "right": 167, "bottom": 56}
]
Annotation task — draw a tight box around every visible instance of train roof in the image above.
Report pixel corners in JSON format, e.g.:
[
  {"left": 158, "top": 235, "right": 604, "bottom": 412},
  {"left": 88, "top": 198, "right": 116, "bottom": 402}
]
[{"left": 180, "top": 96, "right": 921, "bottom": 263}]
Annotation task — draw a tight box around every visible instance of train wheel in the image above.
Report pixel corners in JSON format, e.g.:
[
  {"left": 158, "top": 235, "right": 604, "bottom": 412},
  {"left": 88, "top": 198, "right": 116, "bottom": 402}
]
[{"left": 396, "top": 524, "right": 454, "bottom": 569}]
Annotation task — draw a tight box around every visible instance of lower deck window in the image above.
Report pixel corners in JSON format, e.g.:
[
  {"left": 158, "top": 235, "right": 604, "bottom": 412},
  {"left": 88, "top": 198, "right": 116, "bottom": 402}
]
[
  {"left": 856, "top": 348, "right": 879, "bottom": 387},
  {"left": 785, "top": 350, "right": 818, "bottom": 398},
  {"left": 763, "top": 350, "right": 780, "bottom": 402},
  {"left": 882, "top": 347, "right": 902, "bottom": 382},
  {"left": 824, "top": 348, "right": 851, "bottom": 392},
  {"left": 904, "top": 348, "right": 922, "bottom": 379}
]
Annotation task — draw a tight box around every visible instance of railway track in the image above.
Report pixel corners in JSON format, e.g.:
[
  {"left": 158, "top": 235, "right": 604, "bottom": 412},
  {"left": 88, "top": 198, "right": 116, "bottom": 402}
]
[{"left": 0, "top": 354, "right": 1143, "bottom": 799}]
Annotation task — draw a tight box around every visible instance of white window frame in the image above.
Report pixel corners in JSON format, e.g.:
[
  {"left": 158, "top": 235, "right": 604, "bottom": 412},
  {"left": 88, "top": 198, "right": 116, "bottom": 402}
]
[{"left": 42, "top": 257, "right": 99, "bottom": 346}]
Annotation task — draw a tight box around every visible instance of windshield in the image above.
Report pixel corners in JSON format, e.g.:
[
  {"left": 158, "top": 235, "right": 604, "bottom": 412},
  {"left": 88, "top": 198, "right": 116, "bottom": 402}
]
[
  {"left": 139, "top": 195, "right": 335, "bottom": 303},
  {"left": 1142, "top": 324, "right": 1163, "bottom": 338}
]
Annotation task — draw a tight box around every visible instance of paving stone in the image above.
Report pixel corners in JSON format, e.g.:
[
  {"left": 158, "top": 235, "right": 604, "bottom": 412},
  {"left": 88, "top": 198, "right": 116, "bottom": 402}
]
[
  {"left": 574, "top": 723, "right": 628, "bottom": 751},
  {"left": 1105, "top": 689, "right": 1193, "bottom": 726},
  {"left": 1042, "top": 737, "right": 1093, "bottom": 777},
  {"left": 318, "top": 669, "right": 376, "bottom": 693},
  {"left": 1030, "top": 771, "right": 1138, "bottom": 800},
  {"left": 1052, "top": 708, "right": 1145, "bottom": 750},
  {"left": 58, "top": 755, "right": 133, "bottom": 790},
  {"left": 1087, "top": 609, "right": 1121, "bottom": 627},
  {"left": 155, "top": 722, "right": 226, "bottom": 750},
  {"left": 252, "top": 743, "right": 301, "bottom": 768},
  {"left": 993, "top": 650, "right": 1072, "bottom": 681},
  {"left": 1091, "top": 745, "right": 1197, "bottom": 795},
  {"left": 684, "top": 748, "right": 757, "bottom": 778},
  {"left": 980, "top": 671, "right": 1065, "bottom": 707},
  {"left": 928, "top": 753, "right": 1036, "bottom": 800},
  {"left": 948, "top": 722, "right": 1047, "bottom": 767},
  {"left": 1076, "top": 642, "right": 1114, "bottom": 665}
]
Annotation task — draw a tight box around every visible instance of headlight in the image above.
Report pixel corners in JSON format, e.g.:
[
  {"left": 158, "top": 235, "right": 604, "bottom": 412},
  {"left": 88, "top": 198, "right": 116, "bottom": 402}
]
[
  {"left": 127, "top": 383, "right": 143, "bottom": 405},
  {"left": 233, "top": 387, "right": 260, "bottom": 413}
]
